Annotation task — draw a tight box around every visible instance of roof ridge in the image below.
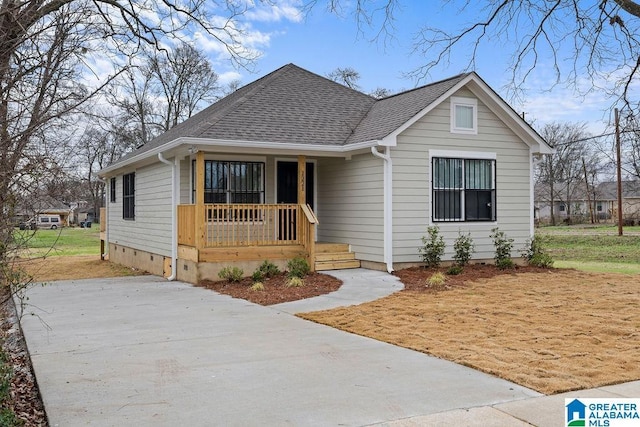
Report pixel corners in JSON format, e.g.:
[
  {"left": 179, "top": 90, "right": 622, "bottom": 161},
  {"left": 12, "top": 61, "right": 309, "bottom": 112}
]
[{"left": 378, "top": 72, "right": 471, "bottom": 101}]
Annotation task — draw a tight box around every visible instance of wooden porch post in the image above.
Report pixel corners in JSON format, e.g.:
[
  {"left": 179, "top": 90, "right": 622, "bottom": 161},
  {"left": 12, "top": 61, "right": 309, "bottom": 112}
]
[
  {"left": 195, "top": 151, "right": 205, "bottom": 250},
  {"left": 297, "top": 155, "right": 306, "bottom": 205},
  {"left": 297, "top": 155, "right": 315, "bottom": 270}
]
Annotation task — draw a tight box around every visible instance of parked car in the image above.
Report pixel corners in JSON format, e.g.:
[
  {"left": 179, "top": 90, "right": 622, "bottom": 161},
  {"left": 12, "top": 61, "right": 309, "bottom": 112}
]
[{"left": 20, "top": 215, "right": 62, "bottom": 230}]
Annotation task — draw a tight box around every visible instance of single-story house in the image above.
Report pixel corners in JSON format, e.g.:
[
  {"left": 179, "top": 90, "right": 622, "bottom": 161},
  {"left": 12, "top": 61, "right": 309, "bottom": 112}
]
[
  {"left": 15, "top": 196, "right": 73, "bottom": 226},
  {"left": 535, "top": 180, "right": 640, "bottom": 224},
  {"left": 596, "top": 180, "right": 640, "bottom": 224},
  {"left": 98, "top": 63, "right": 552, "bottom": 282}
]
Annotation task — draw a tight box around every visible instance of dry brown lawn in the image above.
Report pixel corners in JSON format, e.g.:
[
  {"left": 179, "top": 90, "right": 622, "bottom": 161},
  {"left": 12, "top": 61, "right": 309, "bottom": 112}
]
[
  {"left": 16, "top": 255, "right": 144, "bottom": 282},
  {"left": 299, "top": 269, "right": 640, "bottom": 395}
]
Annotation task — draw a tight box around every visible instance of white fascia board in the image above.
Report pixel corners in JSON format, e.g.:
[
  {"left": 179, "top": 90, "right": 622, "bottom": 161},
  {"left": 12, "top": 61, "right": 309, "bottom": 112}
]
[
  {"left": 381, "top": 74, "right": 477, "bottom": 147},
  {"left": 98, "top": 139, "right": 185, "bottom": 177},
  {"left": 99, "top": 137, "right": 381, "bottom": 176},
  {"left": 178, "top": 137, "right": 380, "bottom": 154},
  {"left": 380, "top": 73, "right": 554, "bottom": 155}
]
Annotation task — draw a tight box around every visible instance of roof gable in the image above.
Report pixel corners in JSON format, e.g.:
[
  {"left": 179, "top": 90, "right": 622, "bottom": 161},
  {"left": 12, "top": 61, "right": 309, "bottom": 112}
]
[{"left": 346, "top": 74, "right": 469, "bottom": 144}]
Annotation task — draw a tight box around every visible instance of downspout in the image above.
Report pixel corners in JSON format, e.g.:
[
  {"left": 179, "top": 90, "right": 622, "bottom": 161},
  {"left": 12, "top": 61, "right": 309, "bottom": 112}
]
[
  {"left": 530, "top": 148, "right": 542, "bottom": 237},
  {"left": 371, "top": 146, "right": 394, "bottom": 273},
  {"left": 158, "top": 152, "right": 177, "bottom": 281}
]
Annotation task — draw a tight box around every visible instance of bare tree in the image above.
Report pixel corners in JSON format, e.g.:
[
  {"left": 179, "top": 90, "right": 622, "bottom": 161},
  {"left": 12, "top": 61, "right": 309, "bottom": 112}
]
[
  {"left": 370, "top": 87, "right": 393, "bottom": 98},
  {"left": 620, "top": 113, "right": 640, "bottom": 179},
  {"left": 316, "top": 1, "right": 640, "bottom": 110},
  {"left": 107, "top": 66, "right": 159, "bottom": 147},
  {"left": 150, "top": 43, "right": 221, "bottom": 131},
  {"left": 108, "top": 43, "right": 220, "bottom": 146},
  {"left": 327, "top": 67, "right": 362, "bottom": 90},
  {"left": 537, "top": 122, "right": 597, "bottom": 225},
  {"left": 0, "top": 0, "right": 272, "bottom": 292}
]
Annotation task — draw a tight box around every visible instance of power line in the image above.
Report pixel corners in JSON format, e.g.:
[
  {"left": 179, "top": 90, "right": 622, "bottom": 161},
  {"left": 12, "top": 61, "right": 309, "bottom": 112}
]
[{"left": 550, "top": 129, "right": 637, "bottom": 148}]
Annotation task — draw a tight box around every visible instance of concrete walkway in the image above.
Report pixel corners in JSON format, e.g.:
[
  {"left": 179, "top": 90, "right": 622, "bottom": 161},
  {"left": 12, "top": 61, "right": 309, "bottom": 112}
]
[
  {"left": 19, "top": 272, "right": 638, "bottom": 426},
  {"left": 271, "top": 268, "right": 404, "bottom": 314}
]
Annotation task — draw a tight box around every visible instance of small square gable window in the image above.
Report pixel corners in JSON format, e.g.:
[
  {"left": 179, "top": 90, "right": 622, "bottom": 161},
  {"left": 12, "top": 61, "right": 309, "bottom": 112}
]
[{"left": 451, "top": 97, "right": 477, "bottom": 134}]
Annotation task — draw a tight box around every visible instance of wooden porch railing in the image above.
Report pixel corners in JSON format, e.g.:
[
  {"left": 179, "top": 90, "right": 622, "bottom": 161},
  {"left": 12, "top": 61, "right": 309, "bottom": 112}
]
[{"left": 177, "top": 203, "right": 317, "bottom": 257}]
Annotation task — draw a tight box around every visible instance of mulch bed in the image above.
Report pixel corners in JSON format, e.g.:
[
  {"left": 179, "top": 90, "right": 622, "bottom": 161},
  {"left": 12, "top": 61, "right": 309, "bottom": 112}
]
[
  {"left": 198, "top": 272, "right": 343, "bottom": 305},
  {"left": 394, "top": 264, "right": 549, "bottom": 292},
  {"left": 0, "top": 289, "right": 48, "bottom": 426}
]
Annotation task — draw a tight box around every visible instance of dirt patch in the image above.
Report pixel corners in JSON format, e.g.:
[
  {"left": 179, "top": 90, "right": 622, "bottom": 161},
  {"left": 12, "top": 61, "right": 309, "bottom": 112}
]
[
  {"left": 16, "top": 255, "right": 145, "bottom": 282},
  {"left": 299, "top": 266, "right": 640, "bottom": 395},
  {"left": 198, "top": 272, "right": 342, "bottom": 305}
]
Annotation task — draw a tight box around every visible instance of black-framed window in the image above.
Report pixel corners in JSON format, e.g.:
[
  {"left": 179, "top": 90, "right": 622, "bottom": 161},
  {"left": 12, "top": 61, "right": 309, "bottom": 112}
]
[
  {"left": 192, "top": 160, "right": 265, "bottom": 204},
  {"left": 432, "top": 157, "right": 496, "bottom": 222},
  {"left": 110, "top": 177, "right": 116, "bottom": 203},
  {"left": 123, "top": 172, "right": 135, "bottom": 220}
]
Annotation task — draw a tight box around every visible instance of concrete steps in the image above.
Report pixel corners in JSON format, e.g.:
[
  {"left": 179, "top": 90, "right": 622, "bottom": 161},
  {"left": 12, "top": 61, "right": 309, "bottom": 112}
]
[{"left": 314, "top": 243, "right": 361, "bottom": 271}]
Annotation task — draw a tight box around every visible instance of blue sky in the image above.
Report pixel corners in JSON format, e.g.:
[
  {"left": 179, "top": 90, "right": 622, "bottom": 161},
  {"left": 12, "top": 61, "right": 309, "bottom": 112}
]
[{"left": 201, "top": 1, "right": 619, "bottom": 137}]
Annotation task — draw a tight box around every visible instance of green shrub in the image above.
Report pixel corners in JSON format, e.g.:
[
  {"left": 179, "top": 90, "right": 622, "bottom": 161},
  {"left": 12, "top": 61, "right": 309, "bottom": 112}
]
[
  {"left": 529, "top": 253, "right": 554, "bottom": 268},
  {"left": 258, "top": 260, "right": 280, "bottom": 278},
  {"left": 218, "top": 266, "right": 244, "bottom": 282},
  {"left": 426, "top": 272, "right": 447, "bottom": 287},
  {"left": 419, "top": 226, "right": 445, "bottom": 268},
  {"left": 286, "top": 276, "right": 305, "bottom": 288},
  {"left": 250, "top": 282, "right": 265, "bottom": 291},
  {"left": 251, "top": 270, "right": 264, "bottom": 282},
  {"left": 521, "top": 236, "right": 554, "bottom": 268},
  {"left": 446, "top": 265, "right": 464, "bottom": 275},
  {"left": 496, "top": 258, "right": 515, "bottom": 270},
  {"left": 287, "top": 257, "right": 310, "bottom": 278},
  {"left": 490, "top": 227, "right": 514, "bottom": 270},
  {"left": 453, "top": 232, "right": 474, "bottom": 266}
]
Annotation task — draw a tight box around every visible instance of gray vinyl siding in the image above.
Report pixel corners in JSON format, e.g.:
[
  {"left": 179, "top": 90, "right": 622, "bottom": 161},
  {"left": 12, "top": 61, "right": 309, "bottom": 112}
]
[
  {"left": 108, "top": 162, "right": 173, "bottom": 257},
  {"left": 392, "top": 88, "right": 532, "bottom": 262},
  {"left": 317, "top": 154, "right": 384, "bottom": 262}
]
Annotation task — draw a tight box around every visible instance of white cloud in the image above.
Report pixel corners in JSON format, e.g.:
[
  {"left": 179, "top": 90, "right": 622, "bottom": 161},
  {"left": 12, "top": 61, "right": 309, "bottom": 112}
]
[
  {"left": 507, "top": 69, "right": 619, "bottom": 135},
  {"left": 245, "top": 1, "right": 303, "bottom": 23},
  {"left": 218, "top": 70, "right": 242, "bottom": 85}
]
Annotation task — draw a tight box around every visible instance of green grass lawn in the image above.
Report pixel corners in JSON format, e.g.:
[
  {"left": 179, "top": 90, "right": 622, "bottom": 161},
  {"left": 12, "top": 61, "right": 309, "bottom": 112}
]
[
  {"left": 15, "top": 227, "right": 101, "bottom": 257},
  {"left": 537, "top": 227, "right": 640, "bottom": 274},
  {"left": 537, "top": 224, "right": 640, "bottom": 234}
]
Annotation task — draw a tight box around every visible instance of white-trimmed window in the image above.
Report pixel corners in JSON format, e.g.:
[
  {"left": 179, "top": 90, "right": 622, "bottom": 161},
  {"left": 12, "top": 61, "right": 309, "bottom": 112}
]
[
  {"left": 192, "top": 160, "right": 265, "bottom": 204},
  {"left": 110, "top": 177, "right": 116, "bottom": 203},
  {"left": 122, "top": 172, "right": 135, "bottom": 220},
  {"left": 451, "top": 97, "right": 477, "bottom": 134},
  {"left": 432, "top": 157, "right": 496, "bottom": 222}
]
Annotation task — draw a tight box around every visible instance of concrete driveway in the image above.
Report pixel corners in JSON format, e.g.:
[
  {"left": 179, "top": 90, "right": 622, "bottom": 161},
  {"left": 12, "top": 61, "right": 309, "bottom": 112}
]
[{"left": 20, "top": 276, "right": 539, "bottom": 426}]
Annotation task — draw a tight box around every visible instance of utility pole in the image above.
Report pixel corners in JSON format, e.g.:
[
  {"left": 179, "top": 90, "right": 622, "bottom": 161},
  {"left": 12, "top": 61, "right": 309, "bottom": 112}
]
[
  {"left": 615, "top": 108, "right": 623, "bottom": 236},
  {"left": 582, "top": 157, "right": 594, "bottom": 224}
]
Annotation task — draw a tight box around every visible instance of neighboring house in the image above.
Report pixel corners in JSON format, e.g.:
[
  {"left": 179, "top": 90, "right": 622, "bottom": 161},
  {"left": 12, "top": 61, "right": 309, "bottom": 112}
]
[
  {"left": 98, "top": 64, "right": 552, "bottom": 283},
  {"left": 535, "top": 180, "right": 640, "bottom": 224},
  {"left": 15, "top": 196, "right": 73, "bottom": 226},
  {"left": 534, "top": 182, "right": 601, "bottom": 224},
  {"left": 596, "top": 180, "right": 640, "bottom": 224}
]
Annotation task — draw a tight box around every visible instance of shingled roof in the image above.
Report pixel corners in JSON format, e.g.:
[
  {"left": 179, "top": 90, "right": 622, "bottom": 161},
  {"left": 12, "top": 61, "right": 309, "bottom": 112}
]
[
  {"left": 109, "top": 64, "right": 475, "bottom": 167},
  {"left": 596, "top": 181, "right": 640, "bottom": 200}
]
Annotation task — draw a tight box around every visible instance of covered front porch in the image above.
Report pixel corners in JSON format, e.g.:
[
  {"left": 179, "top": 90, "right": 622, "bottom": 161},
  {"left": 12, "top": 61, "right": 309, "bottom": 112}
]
[{"left": 176, "top": 153, "right": 359, "bottom": 272}]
